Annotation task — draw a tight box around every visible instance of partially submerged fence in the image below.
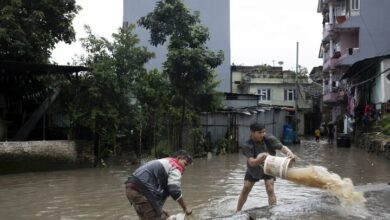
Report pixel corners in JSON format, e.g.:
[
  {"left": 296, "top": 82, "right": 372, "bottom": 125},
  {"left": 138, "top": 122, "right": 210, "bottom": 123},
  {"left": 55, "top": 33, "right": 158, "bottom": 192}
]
[{"left": 201, "top": 107, "right": 288, "bottom": 152}]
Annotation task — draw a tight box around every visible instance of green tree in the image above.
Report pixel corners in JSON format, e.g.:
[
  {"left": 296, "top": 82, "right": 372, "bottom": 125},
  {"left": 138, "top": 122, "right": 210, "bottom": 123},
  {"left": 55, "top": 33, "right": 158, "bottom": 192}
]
[
  {"left": 68, "top": 25, "right": 154, "bottom": 165},
  {"left": 139, "top": 0, "right": 224, "bottom": 149},
  {"left": 0, "top": 0, "right": 80, "bottom": 63},
  {"left": 133, "top": 69, "right": 171, "bottom": 157},
  {"left": 298, "top": 66, "right": 308, "bottom": 77}
]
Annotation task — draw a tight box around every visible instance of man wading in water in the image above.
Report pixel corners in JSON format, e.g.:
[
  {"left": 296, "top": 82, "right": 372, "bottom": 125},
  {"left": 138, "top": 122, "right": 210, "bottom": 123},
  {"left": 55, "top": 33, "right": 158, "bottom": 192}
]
[
  {"left": 236, "top": 123, "right": 297, "bottom": 212},
  {"left": 125, "top": 150, "right": 193, "bottom": 219}
]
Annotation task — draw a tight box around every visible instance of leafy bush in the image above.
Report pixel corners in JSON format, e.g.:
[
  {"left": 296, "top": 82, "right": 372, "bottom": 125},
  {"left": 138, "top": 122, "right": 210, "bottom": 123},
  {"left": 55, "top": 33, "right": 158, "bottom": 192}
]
[
  {"left": 152, "top": 140, "right": 174, "bottom": 158},
  {"left": 215, "top": 138, "right": 234, "bottom": 154},
  {"left": 192, "top": 127, "right": 207, "bottom": 153},
  {"left": 379, "top": 113, "right": 390, "bottom": 135}
]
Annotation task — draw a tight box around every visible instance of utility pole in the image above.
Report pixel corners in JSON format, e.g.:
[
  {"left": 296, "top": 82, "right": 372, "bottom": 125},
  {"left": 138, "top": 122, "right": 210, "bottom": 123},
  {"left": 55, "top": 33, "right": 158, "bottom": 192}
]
[{"left": 295, "top": 42, "right": 299, "bottom": 136}]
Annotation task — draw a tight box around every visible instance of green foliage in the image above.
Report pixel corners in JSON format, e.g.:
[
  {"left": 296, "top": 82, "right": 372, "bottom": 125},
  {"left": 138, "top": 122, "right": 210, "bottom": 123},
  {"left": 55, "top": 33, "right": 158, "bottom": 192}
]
[
  {"left": 215, "top": 138, "right": 233, "bottom": 155},
  {"left": 133, "top": 69, "right": 170, "bottom": 114},
  {"left": 139, "top": 0, "right": 224, "bottom": 148},
  {"left": 0, "top": 0, "right": 80, "bottom": 62},
  {"left": 69, "top": 25, "right": 154, "bottom": 155},
  {"left": 256, "top": 65, "right": 271, "bottom": 73},
  {"left": 191, "top": 127, "right": 205, "bottom": 153},
  {"left": 132, "top": 68, "right": 172, "bottom": 153},
  {"left": 379, "top": 113, "right": 390, "bottom": 135},
  {"left": 153, "top": 140, "right": 174, "bottom": 158},
  {"left": 298, "top": 67, "right": 308, "bottom": 76},
  {"left": 138, "top": 0, "right": 199, "bottom": 47}
]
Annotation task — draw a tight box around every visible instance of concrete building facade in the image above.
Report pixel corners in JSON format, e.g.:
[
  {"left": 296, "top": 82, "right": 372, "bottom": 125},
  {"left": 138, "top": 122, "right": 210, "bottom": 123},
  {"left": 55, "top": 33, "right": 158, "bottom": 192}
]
[
  {"left": 123, "top": 0, "right": 231, "bottom": 92},
  {"left": 318, "top": 0, "right": 390, "bottom": 124},
  {"left": 231, "top": 65, "right": 313, "bottom": 135},
  {"left": 232, "top": 66, "right": 312, "bottom": 109}
]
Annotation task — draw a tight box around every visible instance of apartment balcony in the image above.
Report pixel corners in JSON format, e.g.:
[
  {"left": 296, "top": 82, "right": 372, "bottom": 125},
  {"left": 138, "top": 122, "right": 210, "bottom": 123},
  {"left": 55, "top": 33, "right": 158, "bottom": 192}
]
[
  {"left": 323, "top": 56, "right": 338, "bottom": 72},
  {"left": 322, "top": 23, "right": 334, "bottom": 41},
  {"left": 323, "top": 91, "right": 338, "bottom": 104},
  {"left": 244, "top": 77, "right": 282, "bottom": 84},
  {"left": 337, "top": 47, "right": 360, "bottom": 66},
  {"left": 335, "top": 15, "right": 347, "bottom": 25},
  {"left": 323, "top": 87, "right": 345, "bottom": 105},
  {"left": 244, "top": 77, "right": 308, "bottom": 85}
]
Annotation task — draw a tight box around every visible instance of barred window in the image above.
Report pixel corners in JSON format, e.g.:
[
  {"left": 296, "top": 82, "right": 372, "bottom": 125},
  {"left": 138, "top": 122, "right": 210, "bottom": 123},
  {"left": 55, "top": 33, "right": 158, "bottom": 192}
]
[
  {"left": 257, "top": 88, "right": 271, "bottom": 101},
  {"left": 284, "top": 89, "right": 296, "bottom": 101}
]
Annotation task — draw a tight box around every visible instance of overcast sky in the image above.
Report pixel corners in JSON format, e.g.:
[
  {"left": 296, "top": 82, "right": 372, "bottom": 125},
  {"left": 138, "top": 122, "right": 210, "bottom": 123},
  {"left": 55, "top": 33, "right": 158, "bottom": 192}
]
[{"left": 51, "top": 0, "right": 323, "bottom": 72}]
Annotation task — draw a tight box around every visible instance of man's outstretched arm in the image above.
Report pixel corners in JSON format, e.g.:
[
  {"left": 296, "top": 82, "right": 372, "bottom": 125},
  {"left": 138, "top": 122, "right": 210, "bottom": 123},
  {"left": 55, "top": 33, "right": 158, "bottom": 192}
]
[
  {"left": 177, "top": 197, "right": 192, "bottom": 216},
  {"left": 280, "top": 145, "right": 297, "bottom": 160}
]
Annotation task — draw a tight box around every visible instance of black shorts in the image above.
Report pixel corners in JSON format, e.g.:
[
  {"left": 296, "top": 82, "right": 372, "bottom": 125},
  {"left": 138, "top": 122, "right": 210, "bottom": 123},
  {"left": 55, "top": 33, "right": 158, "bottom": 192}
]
[{"left": 244, "top": 171, "right": 276, "bottom": 182}]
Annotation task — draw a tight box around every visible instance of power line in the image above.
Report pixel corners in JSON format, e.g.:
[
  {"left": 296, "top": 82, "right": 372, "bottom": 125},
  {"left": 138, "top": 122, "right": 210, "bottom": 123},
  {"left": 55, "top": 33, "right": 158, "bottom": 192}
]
[{"left": 350, "top": 67, "right": 390, "bottom": 88}]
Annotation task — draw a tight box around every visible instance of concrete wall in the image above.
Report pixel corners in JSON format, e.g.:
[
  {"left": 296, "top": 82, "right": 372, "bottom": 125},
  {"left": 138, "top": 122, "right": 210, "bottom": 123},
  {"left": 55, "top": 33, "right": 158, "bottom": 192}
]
[
  {"left": 373, "top": 59, "right": 390, "bottom": 104},
  {"left": 248, "top": 84, "right": 297, "bottom": 107},
  {"left": 224, "top": 94, "right": 259, "bottom": 108},
  {"left": 231, "top": 71, "right": 241, "bottom": 93},
  {"left": 0, "top": 141, "right": 94, "bottom": 174},
  {"left": 232, "top": 71, "right": 311, "bottom": 108},
  {"left": 123, "top": 0, "right": 231, "bottom": 92},
  {"left": 339, "top": 0, "right": 390, "bottom": 64}
]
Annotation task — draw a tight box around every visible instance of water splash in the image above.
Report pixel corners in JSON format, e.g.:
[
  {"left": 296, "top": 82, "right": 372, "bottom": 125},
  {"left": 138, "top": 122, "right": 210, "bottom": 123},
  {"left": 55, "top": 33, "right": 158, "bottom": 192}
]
[
  {"left": 287, "top": 166, "right": 366, "bottom": 211},
  {"left": 168, "top": 213, "right": 188, "bottom": 220},
  {"left": 167, "top": 213, "right": 183, "bottom": 220}
]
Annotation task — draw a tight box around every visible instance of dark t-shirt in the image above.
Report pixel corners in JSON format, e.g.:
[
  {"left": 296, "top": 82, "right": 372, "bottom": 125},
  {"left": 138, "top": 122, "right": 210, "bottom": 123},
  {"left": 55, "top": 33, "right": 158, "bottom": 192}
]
[{"left": 241, "top": 134, "right": 283, "bottom": 179}]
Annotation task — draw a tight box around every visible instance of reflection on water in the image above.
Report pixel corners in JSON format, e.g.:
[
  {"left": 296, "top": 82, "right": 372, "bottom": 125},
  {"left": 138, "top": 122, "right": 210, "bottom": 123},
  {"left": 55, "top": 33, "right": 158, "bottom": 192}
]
[{"left": 0, "top": 139, "right": 389, "bottom": 219}]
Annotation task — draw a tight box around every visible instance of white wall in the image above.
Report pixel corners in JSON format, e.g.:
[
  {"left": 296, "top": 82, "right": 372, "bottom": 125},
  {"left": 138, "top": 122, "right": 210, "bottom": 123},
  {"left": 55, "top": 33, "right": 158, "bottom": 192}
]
[{"left": 373, "top": 59, "right": 390, "bottom": 105}]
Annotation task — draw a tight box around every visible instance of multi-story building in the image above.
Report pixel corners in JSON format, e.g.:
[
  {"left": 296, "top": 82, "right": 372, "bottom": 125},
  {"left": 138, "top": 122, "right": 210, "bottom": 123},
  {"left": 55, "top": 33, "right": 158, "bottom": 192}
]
[
  {"left": 232, "top": 65, "right": 312, "bottom": 135},
  {"left": 318, "top": 0, "right": 390, "bottom": 125},
  {"left": 308, "top": 66, "right": 326, "bottom": 132},
  {"left": 309, "top": 66, "right": 325, "bottom": 114},
  {"left": 123, "top": 0, "right": 231, "bottom": 92}
]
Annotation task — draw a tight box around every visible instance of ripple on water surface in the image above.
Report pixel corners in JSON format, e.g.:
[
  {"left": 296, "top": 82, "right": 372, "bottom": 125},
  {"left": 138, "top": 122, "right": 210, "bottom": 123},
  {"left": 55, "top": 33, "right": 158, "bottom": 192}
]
[{"left": 1, "top": 140, "right": 390, "bottom": 219}]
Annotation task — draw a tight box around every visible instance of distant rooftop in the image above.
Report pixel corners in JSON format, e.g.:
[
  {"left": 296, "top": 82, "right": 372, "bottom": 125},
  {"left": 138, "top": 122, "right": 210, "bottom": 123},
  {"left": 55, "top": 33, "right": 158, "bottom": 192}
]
[{"left": 231, "top": 65, "right": 283, "bottom": 73}]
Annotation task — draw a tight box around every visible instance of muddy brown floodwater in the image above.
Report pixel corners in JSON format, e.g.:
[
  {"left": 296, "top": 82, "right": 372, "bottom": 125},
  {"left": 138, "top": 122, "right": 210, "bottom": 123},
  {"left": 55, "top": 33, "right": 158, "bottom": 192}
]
[{"left": 0, "top": 139, "right": 389, "bottom": 219}]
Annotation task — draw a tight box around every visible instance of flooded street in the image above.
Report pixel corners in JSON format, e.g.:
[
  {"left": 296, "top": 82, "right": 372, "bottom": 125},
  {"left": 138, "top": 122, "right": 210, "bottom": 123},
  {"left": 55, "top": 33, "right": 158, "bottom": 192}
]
[{"left": 0, "top": 139, "right": 390, "bottom": 219}]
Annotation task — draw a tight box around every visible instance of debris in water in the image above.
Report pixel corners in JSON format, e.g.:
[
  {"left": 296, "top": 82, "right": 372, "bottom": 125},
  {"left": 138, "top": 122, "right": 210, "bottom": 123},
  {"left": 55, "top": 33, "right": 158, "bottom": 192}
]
[{"left": 168, "top": 213, "right": 186, "bottom": 220}]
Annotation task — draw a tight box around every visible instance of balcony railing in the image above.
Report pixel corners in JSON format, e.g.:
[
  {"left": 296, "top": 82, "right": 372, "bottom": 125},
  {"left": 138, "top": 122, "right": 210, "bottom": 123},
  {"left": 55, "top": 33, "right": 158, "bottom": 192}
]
[
  {"left": 338, "top": 47, "right": 360, "bottom": 62},
  {"left": 323, "top": 86, "right": 345, "bottom": 104},
  {"left": 335, "top": 15, "right": 347, "bottom": 24},
  {"left": 323, "top": 91, "right": 338, "bottom": 103},
  {"left": 322, "top": 23, "right": 334, "bottom": 41},
  {"left": 323, "top": 57, "right": 338, "bottom": 72}
]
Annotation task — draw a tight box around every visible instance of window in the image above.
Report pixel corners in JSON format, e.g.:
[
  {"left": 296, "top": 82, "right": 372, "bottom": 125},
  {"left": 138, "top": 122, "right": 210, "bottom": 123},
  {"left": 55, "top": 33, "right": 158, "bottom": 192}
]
[
  {"left": 258, "top": 89, "right": 271, "bottom": 101},
  {"left": 351, "top": 0, "right": 359, "bottom": 10},
  {"left": 284, "top": 89, "right": 296, "bottom": 101}
]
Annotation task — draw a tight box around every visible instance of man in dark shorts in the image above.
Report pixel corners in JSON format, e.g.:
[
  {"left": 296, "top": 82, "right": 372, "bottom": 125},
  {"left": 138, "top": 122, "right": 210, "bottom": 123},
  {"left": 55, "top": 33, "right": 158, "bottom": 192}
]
[{"left": 236, "top": 122, "right": 297, "bottom": 212}]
